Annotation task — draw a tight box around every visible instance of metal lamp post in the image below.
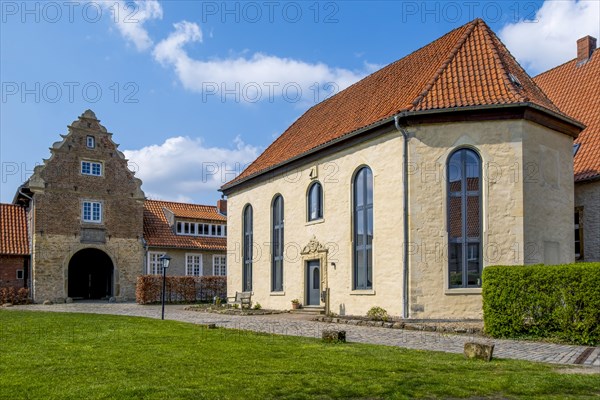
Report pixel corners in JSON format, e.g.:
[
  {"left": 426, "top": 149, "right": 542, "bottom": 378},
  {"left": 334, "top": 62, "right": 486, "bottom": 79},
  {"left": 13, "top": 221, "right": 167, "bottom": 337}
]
[{"left": 159, "top": 254, "right": 171, "bottom": 320}]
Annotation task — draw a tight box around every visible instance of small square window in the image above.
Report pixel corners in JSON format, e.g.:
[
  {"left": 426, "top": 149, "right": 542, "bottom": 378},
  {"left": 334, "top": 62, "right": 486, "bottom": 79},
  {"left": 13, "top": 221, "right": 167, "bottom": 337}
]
[
  {"left": 16, "top": 270, "right": 24, "bottom": 280},
  {"left": 87, "top": 136, "right": 95, "bottom": 148}
]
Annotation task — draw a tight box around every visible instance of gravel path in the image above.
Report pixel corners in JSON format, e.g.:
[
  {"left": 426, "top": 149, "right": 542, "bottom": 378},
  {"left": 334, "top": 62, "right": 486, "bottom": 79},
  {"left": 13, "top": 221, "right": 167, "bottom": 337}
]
[{"left": 6, "top": 302, "right": 599, "bottom": 369}]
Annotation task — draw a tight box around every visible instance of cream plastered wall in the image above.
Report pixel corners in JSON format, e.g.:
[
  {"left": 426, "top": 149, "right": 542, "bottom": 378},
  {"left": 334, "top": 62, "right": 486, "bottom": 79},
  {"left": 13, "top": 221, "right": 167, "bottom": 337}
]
[
  {"left": 575, "top": 180, "right": 600, "bottom": 262},
  {"left": 522, "top": 121, "right": 575, "bottom": 265},
  {"left": 408, "top": 120, "right": 525, "bottom": 318},
  {"left": 227, "top": 119, "right": 574, "bottom": 319},
  {"left": 227, "top": 129, "right": 405, "bottom": 316}
]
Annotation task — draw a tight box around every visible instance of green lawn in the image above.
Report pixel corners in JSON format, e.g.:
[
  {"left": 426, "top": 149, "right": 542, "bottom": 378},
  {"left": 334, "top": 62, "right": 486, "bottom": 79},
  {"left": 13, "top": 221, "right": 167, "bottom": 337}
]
[{"left": 0, "top": 310, "right": 598, "bottom": 399}]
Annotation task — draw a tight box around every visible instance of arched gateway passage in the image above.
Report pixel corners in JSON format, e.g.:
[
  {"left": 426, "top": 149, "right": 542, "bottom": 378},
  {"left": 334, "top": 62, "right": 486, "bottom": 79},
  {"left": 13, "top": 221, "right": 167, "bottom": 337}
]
[{"left": 68, "top": 248, "right": 114, "bottom": 300}]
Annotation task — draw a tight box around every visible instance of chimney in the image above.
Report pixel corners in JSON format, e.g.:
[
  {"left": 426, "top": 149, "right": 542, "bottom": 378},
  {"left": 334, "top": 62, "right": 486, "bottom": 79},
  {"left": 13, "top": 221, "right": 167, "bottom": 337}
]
[
  {"left": 217, "top": 199, "right": 227, "bottom": 216},
  {"left": 577, "top": 36, "right": 597, "bottom": 64}
]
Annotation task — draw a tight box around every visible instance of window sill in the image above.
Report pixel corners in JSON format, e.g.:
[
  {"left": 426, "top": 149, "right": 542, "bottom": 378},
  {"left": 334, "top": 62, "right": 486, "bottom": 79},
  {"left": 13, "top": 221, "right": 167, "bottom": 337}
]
[
  {"left": 270, "top": 291, "right": 285, "bottom": 296},
  {"left": 305, "top": 218, "right": 325, "bottom": 226},
  {"left": 350, "top": 289, "right": 376, "bottom": 296},
  {"left": 444, "top": 288, "right": 482, "bottom": 295}
]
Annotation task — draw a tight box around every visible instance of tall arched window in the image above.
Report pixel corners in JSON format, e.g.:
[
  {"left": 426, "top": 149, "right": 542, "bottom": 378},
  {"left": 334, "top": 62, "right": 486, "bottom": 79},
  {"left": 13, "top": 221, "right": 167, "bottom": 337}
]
[
  {"left": 353, "top": 167, "right": 373, "bottom": 290},
  {"left": 307, "top": 181, "right": 323, "bottom": 221},
  {"left": 447, "top": 148, "right": 482, "bottom": 288},
  {"left": 243, "top": 205, "right": 253, "bottom": 292},
  {"left": 272, "top": 195, "right": 284, "bottom": 292}
]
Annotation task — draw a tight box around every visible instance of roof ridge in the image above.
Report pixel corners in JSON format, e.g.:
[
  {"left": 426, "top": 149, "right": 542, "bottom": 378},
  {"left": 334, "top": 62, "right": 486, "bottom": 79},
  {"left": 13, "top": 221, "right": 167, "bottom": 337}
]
[
  {"left": 534, "top": 48, "right": 600, "bottom": 79},
  {"left": 485, "top": 22, "right": 564, "bottom": 112},
  {"left": 480, "top": 22, "right": 527, "bottom": 103},
  {"left": 145, "top": 199, "right": 217, "bottom": 209},
  {"left": 235, "top": 20, "right": 486, "bottom": 182},
  {"left": 409, "top": 19, "right": 479, "bottom": 110}
]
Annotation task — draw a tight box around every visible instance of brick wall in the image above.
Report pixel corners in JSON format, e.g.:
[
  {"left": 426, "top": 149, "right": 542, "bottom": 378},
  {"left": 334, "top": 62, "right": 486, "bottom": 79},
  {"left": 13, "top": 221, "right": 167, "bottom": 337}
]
[
  {"left": 32, "top": 114, "right": 144, "bottom": 239},
  {"left": 0, "top": 255, "right": 27, "bottom": 290}
]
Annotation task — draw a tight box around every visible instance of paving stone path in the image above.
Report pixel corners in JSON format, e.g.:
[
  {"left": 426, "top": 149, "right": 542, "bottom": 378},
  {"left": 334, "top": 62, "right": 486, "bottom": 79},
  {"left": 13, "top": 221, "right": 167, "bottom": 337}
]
[{"left": 7, "top": 302, "right": 599, "bottom": 369}]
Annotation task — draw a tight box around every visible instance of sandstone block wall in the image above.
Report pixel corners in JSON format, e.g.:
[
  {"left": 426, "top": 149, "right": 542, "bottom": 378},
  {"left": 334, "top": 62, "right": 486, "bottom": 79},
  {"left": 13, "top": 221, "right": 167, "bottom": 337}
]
[{"left": 31, "top": 234, "right": 143, "bottom": 302}]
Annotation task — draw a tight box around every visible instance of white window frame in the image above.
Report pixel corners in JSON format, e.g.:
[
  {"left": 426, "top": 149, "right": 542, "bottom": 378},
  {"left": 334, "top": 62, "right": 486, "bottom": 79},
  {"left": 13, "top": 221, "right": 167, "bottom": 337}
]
[
  {"left": 16, "top": 270, "right": 24, "bottom": 280},
  {"left": 213, "top": 255, "right": 227, "bottom": 276},
  {"left": 81, "top": 160, "right": 102, "bottom": 176},
  {"left": 147, "top": 252, "right": 165, "bottom": 275},
  {"left": 175, "top": 221, "right": 227, "bottom": 237},
  {"left": 87, "top": 135, "right": 95, "bottom": 148},
  {"left": 186, "top": 253, "right": 203, "bottom": 276},
  {"left": 82, "top": 201, "right": 102, "bottom": 223}
]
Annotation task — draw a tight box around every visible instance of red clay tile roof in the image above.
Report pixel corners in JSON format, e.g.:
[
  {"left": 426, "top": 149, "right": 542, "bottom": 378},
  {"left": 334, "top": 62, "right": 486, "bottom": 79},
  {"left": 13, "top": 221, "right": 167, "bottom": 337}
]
[
  {"left": 0, "top": 204, "right": 29, "bottom": 255},
  {"left": 223, "top": 18, "right": 563, "bottom": 191},
  {"left": 534, "top": 48, "right": 600, "bottom": 182},
  {"left": 143, "top": 200, "right": 226, "bottom": 250},
  {"left": 157, "top": 201, "right": 226, "bottom": 222}
]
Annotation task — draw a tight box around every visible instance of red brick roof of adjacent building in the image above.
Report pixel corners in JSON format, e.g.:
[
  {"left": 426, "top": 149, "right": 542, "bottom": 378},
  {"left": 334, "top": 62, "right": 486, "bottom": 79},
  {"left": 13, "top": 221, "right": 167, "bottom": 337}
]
[
  {"left": 143, "top": 200, "right": 226, "bottom": 251},
  {"left": 534, "top": 48, "right": 600, "bottom": 182},
  {"left": 222, "top": 18, "right": 567, "bottom": 191},
  {"left": 0, "top": 204, "right": 29, "bottom": 255}
]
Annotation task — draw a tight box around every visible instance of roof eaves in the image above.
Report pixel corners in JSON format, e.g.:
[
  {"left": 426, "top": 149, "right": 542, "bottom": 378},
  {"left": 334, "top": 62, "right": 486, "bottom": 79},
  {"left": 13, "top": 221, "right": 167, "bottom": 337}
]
[
  {"left": 575, "top": 174, "right": 600, "bottom": 184},
  {"left": 402, "top": 102, "right": 585, "bottom": 130},
  {"left": 222, "top": 102, "right": 584, "bottom": 193},
  {"left": 220, "top": 114, "right": 397, "bottom": 193},
  {"left": 147, "top": 244, "right": 226, "bottom": 251}
]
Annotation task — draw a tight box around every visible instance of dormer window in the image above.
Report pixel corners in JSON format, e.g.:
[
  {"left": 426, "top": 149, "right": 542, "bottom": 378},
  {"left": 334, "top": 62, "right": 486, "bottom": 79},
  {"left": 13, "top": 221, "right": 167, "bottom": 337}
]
[
  {"left": 81, "top": 161, "right": 102, "bottom": 176},
  {"left": 86, "top": 136, "right": 95, "bottom": 148},
  {"left": 175, "top": 221, "right": 226, "bottom": 237}
]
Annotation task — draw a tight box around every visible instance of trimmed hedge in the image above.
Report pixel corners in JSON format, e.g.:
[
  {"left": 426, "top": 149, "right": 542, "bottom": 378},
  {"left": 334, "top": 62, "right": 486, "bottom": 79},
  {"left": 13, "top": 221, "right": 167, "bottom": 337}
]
[
  {"left": 482, "top": 263, "right": 600, "bottom": 345},
  {"left": 136, "top": 275, "right": 226, "bottom": 305}
]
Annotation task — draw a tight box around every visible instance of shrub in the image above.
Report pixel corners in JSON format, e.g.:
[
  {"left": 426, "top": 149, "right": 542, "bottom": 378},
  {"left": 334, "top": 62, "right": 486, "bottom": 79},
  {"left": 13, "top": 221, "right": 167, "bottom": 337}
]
[
  {"left": 253, "top": 303, "right": 262, "bottom": 310},
  {"left": 366, "top": 306, "right": 389, "bottom": 322},
  {"left": 136, "top": 276, "right": 226, "bottom": 304},
  {"left": 0, "top": 287, "right": 30, "bottom": 305},
  {"left": 482, "top": 262, "right": 600, "bottom": 345}
]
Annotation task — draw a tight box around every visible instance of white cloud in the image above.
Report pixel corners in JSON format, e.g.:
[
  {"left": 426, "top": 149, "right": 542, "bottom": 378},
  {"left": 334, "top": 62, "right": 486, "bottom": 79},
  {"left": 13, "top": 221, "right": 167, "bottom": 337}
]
[
  {"left": 500, "top": 0, "right": 600, "bottom": 74},
  {"left": 106, "top": 0, "right": 163, "bottom": 52},
  {"left": 123, "top": 136, "right": 260, "bottom": 202},
  {"left": 153, "top": 21, "right": 376, "bottom": 104}
]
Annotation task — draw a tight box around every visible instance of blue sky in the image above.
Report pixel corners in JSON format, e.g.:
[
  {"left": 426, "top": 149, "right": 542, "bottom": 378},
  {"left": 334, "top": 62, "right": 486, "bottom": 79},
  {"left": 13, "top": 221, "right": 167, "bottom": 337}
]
[{"left": 1, "top": 0, "right": 598, "bottom": 204}]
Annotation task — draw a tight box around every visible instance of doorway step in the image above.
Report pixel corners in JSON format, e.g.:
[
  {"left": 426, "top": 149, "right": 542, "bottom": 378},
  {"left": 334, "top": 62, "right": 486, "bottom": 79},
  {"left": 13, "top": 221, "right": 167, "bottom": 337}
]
[{"left": 289, "top": 306, "right": 325, "bottom": 315}]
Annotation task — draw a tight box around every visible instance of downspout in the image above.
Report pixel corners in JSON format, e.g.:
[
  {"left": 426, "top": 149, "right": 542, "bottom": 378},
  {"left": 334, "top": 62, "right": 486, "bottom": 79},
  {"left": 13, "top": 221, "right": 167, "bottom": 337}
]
[
  {"left": 141, "top": 237, "right": 148, "bottom": 275},
  {"left": 18, "top": 190, "right": 34, "bottom": 301},
  {"left": 394, "top": 116, "right": 410, "bottom": 319}
]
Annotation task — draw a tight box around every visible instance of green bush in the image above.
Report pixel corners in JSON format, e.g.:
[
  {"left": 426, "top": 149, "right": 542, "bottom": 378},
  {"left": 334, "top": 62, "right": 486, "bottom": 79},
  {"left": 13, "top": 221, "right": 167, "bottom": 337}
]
[
  {"left": 482, "top": 262, "right": 600, "bottom": 345},
  {"left": 366, "top": 306, "right": 389, "bottom": 322}
]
